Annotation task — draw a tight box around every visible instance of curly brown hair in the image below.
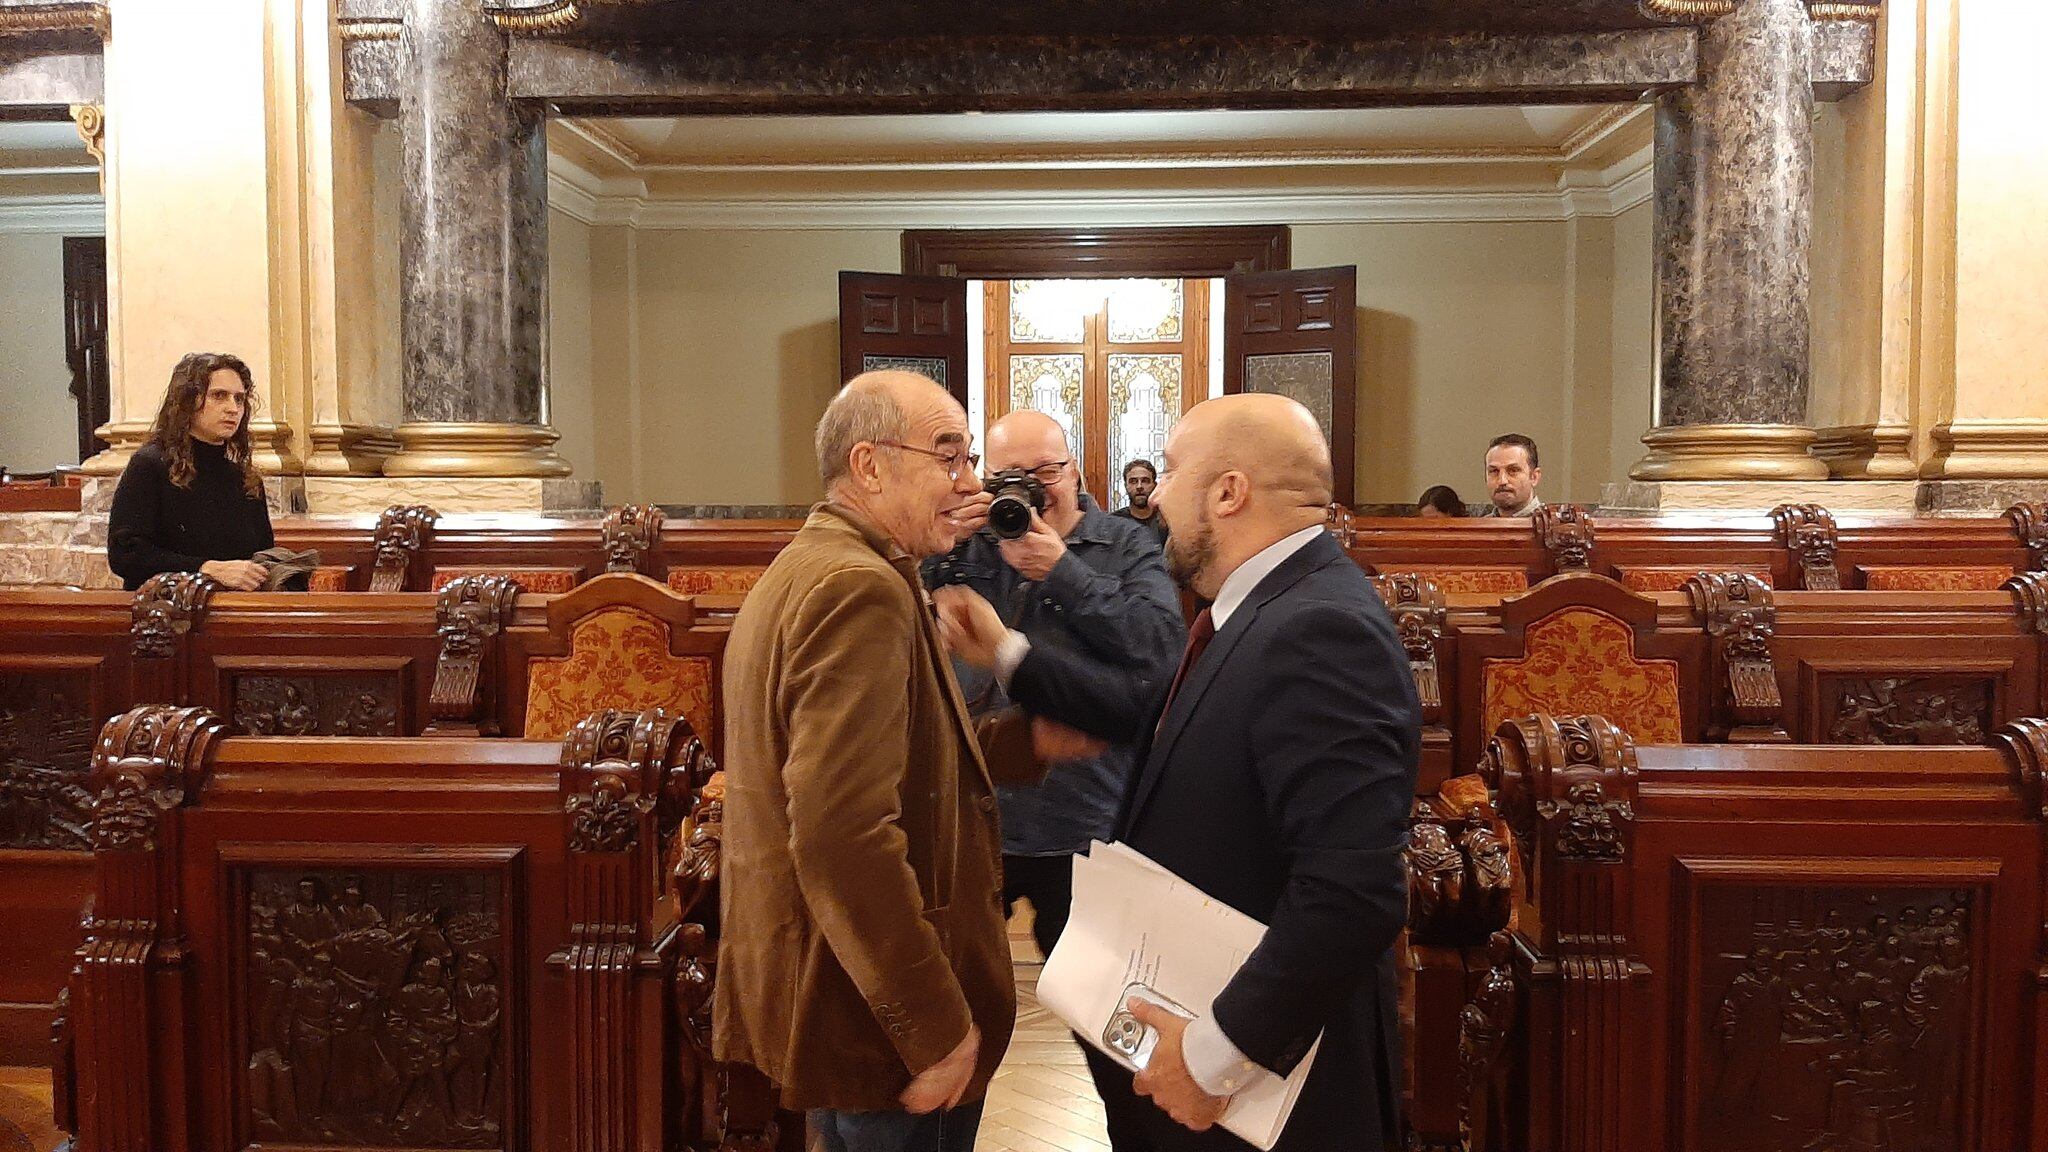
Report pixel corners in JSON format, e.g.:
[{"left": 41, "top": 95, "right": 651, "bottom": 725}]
[{"left": 147, "top": 352, "right": 264, "bottom": 497}]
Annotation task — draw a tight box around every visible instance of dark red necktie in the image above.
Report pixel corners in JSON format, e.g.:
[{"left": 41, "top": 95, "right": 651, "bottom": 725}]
[{"left": 1159, "top": 608, "right": 1216, "bottom": 724}]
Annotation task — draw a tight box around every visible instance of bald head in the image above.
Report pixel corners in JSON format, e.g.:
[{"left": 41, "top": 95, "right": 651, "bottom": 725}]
[
  {"left": 816, "top": 370, "right": 956, "bottom": 487},
  {"left": 987, "top": 409, "right": 1067, "bottom": 463},
  {"left": 1169, "top": 393, "right": 1333, "bottom": 511}
]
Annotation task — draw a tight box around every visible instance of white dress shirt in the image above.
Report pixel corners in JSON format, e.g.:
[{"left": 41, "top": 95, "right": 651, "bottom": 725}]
[{"left": 994, "top": 523, "right": 1329, "bottom": 1099}]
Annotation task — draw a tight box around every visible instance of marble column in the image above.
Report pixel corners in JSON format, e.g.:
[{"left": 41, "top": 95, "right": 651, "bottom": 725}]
[
  {"left": 383, "top": 0, "right": 567, "bottom": 477},
  {"left": 1631, "top": 0, "right": 1829, "bottom": 481}
]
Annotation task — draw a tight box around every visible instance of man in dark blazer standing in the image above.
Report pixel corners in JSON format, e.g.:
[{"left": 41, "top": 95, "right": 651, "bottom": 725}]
[{"left": 937, "top": 393, "right": 1421, "bottom": 1151}]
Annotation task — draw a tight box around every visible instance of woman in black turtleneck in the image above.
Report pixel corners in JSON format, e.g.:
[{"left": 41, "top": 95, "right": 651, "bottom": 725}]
[{"left": 107, "top": 352, "right": 275, "bottom": 591}]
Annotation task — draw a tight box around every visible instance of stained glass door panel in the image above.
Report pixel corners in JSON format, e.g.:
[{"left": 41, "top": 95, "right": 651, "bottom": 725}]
[{"left": 986, "top": 279, "right": 1207, "bottom": 509}]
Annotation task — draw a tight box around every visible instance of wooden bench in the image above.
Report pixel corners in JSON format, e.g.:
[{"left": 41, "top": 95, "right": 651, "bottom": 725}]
[
  {"left": 257, "top": 499, "right": 2048, "bottom": 600},
  {"left": 1374, "top": 570, "right": 2048, "bottom": 793},
  {"left": 0, "top": 572, "right": 728, "bottom": 1063},
  {"left": 53, "top": 703, "right": 793, "bottom": 1152},
  {"left": 1425, "top": 712, "right": 2048, "bottom": 1152}
]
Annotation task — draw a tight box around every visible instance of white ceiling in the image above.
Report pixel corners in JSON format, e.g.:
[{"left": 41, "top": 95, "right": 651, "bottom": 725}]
[{"left": 563, "top": 105, "right": 1646, "bottom": 172}]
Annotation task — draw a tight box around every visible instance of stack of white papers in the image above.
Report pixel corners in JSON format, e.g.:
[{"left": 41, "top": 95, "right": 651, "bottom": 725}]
[{"left": 1037, "top": 841, "right": 1320, "bottom": 1151}]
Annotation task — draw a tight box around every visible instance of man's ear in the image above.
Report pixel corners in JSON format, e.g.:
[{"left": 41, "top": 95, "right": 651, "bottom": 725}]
[
  {"left": 1212, "top": 470, "right": 1252, "bottom": 517},
  {"left": 849, "top": 444, "right": 883, "bottom": 492},
  {"left": 1530, "top": 466, "right": 1543, "bottom": 487}
]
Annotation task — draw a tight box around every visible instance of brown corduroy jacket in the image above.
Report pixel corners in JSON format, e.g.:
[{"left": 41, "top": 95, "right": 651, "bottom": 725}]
[{"left": 712, "top": 504, "right": 1037, "bottom": 1112}]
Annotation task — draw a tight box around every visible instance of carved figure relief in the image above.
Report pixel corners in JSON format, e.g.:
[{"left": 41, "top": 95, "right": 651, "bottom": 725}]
[
  {"left": 131, "top": 570, "right": 215, "bottom": 658},
  {"left": 1697, "top": 888, "right": 1973, "bottom": 1152},
  {"left": 602, "top": 502, "right": 665, "bottom": 574},
  {"left": 1773, "top": 504, "right": 1841, "bottom": 590},
  {"left": 232, "top": 675, "right": 400, "bottom": 737},
  {"left": 1539, "top": 779, "right": 1629, "bottom": 861},
  {"left": 370, "top": 505, "right": 439, "bottom": 593},
  {"left": 1372, "top": 573, "right": 1446, "bottom": 718},
  {"left": 245, "top": 869, "right": 503, "bottom": 1147},
  {"left": 1823, "top": 678, "right": 1991, "bottom": 746},
  {"left": 1535, "top": 503, "right": 1595, "bottom": 572},
  {"left": 0, "top": 670, "right": 95, "bottom": 850}
]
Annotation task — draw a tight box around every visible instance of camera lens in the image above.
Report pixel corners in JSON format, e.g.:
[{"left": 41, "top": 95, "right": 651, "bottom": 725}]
[{"left": 988, "top": 494, "right": 1032, "bottom": 539}]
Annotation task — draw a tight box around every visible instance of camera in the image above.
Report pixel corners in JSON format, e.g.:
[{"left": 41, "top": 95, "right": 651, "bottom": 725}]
[{"left": 984, "top": 469, "right": 1048, "bottom": 539}]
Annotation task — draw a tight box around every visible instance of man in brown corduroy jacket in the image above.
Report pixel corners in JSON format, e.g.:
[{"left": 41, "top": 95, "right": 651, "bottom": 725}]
[{"left": 713, "top": 370, "right": 1099, "bottom": 1152}]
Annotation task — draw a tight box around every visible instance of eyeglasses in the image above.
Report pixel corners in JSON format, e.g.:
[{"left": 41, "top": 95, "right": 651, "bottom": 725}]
[
  {"left": 1019, "top": 460, "right": 1070, "bottom": 484},
  {"left": 876, "top": 440, "right": 980, "bottom": 481}
]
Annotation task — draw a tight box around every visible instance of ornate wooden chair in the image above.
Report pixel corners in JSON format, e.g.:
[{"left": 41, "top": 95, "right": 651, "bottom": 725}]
[{"left": 508, "top": 573, "right": 724, "bottom": 750}]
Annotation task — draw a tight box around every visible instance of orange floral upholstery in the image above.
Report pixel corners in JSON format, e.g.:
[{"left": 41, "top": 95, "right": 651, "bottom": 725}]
[
  {"left": 667, "top": 566, "right": 768, "bottom": 596},
  {"left": 1618, "top": 566, "right": 1774, "bottom": 593},
  {"left": 523, "top": 605, "right": 716, "bottom": 741},
  {"left": 307, "top": 566, "right": 353, "bottom": 592},
  {"left": 431, "top": 567, "right": 580, "bottom": 595},
  {"left": 1482, "top": 607, "right": 1682, "bottom": 743},
  {"left": 1386, "top": 566, "right": 1529, "bottom": 595},
  {"left": 1859, "top": 565, "right": 2013, "bottom": 592}
]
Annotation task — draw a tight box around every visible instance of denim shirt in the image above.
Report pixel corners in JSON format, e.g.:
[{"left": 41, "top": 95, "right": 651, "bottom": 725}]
[{"left": 922, "top": 494, "right": 1186, "bottom": 856}]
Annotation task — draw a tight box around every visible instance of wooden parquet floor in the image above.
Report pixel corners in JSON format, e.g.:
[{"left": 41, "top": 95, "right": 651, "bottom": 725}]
[{"left": 980, "top": 964, "right": 1113, "bottom": 1152}]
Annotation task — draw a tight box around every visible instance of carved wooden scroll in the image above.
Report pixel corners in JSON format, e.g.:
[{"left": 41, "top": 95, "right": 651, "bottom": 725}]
[
  {"left": 130, "top": 571, "right": 215, "bottom": 660},
  {"left": 2006, "top": 571, "right": 2048, "bottom": 635},
  {"left": 1684, "top": 571, "right": 1786, "bottom": 740},
  {"left": 1479, "top": 712, "right": 1647, "bottom": 1152},
  {"left": 430, "top": 574, "right": 520, "bottom": 734},
  {"left": 602, "top": 502, "right": 666, "bottom": 575},
  {"left": 74, "top": 705, "right": 224, "bottom": 1151},
  {"left": 552, "top": 707, "right": 701, "bottom": 1152},
  {"left": 1534, "top": 503, "right": 1595, "bottom": 573},
  {"left": 1325, "top": 502, "right": 1355, "bottom": 549},
  {"left": 1372, "top": 573, "right": 1446, "bottom": 724},
  {"left": 2007, "top": 502, "right": 2048, "bottom": 573},
  {"left": 370, "top": 503, "right": 439, "bottom": 592},
  {"left": 1771, "top": 503, "right": 1840, "bottom": 590}
]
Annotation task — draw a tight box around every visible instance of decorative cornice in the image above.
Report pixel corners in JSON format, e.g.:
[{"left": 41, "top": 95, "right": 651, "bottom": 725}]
[
  {"left": 489, "top": 1, "right": 581, "bottom": 35},
  {"left": 1809, "top": 3, "right": 1882, "bottom": 20},
  {"left": 0, "top": 2, "right": 108, "bottom": 38},
  {"left": 547, "top": 168, "right": 1659, "bottom": 230},
  {"left": 337, "top": 17, "right": 401, "bottom": 41},
  {"left": 1639, "top": 0, "right": 1880, "bottom": 22},
  {"left": 1637, "top": 0, "right": 1734, "bottom": 21},
  {"left": 0, "top": 193, "right": 105, "bottom": 235}
]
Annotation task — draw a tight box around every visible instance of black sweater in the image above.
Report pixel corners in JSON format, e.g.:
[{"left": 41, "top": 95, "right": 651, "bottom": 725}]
[{"left": 107, "top": 440, "right": 275, "bottom": 591}]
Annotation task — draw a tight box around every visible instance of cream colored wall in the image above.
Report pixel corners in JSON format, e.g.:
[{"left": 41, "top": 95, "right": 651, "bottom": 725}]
[
  {"left": 547, "top": 208, "right": 598, "bottom": 480},
  {"left": 1607, "top": 202, "right": 1655, "bottom": 488},
  {"left": 570, "top": 218, "right": 1650, "bottom": 506},
  {"left": 1295, "top": 221, "right": 1577, "bottom": 504},
  {"left": 622, "top": 228, "right": 898, "bottom": 504},
  {"left": 0, "top": 233, "right": 78, "bottom": 471}
]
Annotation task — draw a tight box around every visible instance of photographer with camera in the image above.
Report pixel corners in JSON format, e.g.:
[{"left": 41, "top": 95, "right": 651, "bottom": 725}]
[{"left": 924, "top": 409, "right": 1184, "bottom": 1149}]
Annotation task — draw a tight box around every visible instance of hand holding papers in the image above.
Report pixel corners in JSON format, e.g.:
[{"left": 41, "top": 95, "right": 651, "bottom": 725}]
[{"left": 1037, "top": 841, "right": 1321, "bottom": 1151}]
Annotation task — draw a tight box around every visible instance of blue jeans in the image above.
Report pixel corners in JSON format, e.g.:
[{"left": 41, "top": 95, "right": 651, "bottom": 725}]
[{"left": 810, "top": 1101, "right": 985, "bottom": 1152}]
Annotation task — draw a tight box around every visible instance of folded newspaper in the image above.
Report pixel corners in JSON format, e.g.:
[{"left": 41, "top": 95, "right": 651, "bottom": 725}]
[{"left": 1036, "top": 841, "right": 1320, "bottom": 1151}]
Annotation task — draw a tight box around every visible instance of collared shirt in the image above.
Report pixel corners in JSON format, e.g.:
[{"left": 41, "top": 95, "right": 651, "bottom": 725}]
[{"left": 924, "top": 494, "right": 1184, "bottom": 857}]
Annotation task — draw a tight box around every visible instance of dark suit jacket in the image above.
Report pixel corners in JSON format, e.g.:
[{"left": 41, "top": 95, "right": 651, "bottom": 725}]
[{"left": 1008, "top": 530, "right": 1421, "bottom": 1151}]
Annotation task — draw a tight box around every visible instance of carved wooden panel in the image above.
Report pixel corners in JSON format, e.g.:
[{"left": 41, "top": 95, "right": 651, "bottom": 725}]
[
  {"left": 0, "top": 668, "right": 96, "bottom": 850},
  {"left": 230, "top": 675, "right": 401, "bottom": 737},
  {"left": 242, "top": 869, "right": 505, "bottom": 1148},
  {"left": 1820, "top": 676, "right": 1993, "bottom": 746},
  {"left": 1690, "top": 885, "right": 1974, "bottom": 1152}
]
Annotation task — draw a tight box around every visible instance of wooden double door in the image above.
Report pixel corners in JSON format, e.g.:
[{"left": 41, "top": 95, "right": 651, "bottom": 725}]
[{"left": 839, "top": 265, "right": 1359, "bottom": 505}]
